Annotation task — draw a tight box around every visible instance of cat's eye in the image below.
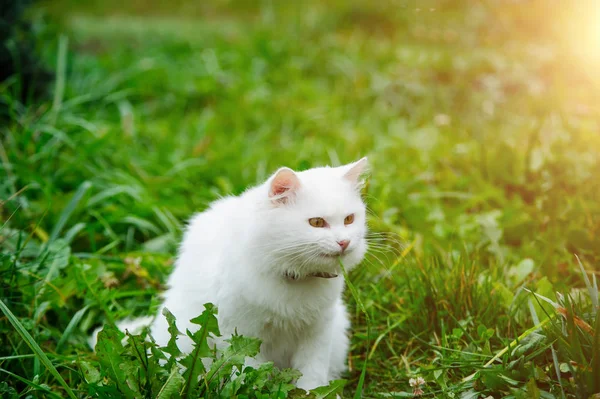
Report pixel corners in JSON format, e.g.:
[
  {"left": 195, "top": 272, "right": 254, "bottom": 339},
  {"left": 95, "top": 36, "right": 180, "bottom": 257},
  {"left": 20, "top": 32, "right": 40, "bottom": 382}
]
[
  {"left": 308, "top": 217, "right": 326, "bottom": 228},
  {"left": 344, "top": 214, "right": 355, "bottom": 225}
]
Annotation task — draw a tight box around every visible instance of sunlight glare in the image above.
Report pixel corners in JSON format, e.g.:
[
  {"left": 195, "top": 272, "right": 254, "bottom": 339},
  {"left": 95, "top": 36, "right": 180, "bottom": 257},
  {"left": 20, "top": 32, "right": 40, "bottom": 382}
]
[{"left": 570, "top": 2, "right": 600, "bottom": 66}]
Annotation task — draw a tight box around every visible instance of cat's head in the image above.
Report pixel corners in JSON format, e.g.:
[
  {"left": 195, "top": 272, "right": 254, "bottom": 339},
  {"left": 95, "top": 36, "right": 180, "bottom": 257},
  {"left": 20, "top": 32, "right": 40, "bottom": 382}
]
[{"left": 259, "top": 158, "right": 369, "bottom": 280}]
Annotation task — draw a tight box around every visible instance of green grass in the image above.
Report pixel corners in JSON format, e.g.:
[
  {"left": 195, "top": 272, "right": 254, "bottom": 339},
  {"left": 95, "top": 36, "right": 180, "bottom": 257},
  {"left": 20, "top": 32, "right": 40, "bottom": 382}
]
[{"left": 1, "top": 0, "right": 600, "bottom": 397}]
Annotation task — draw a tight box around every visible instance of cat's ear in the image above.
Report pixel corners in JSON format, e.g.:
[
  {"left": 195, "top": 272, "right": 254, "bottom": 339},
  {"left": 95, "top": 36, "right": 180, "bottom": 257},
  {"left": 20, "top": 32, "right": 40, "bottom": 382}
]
[
  {"left": 269, "top": 167, "right": 300, "bottom": 205},
  {"left": 342, "top": 157, "right": 369, "bottom": 187}
]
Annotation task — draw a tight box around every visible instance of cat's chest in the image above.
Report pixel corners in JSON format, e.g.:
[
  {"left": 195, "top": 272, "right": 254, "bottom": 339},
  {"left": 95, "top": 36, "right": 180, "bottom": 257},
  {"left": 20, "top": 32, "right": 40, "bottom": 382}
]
[
  {"left": 253, "top": 280, "right": 340, "bottom": 321},
  {"left": 261, "top": 311, "right": 312, "bottom": 335},
  {"left": 218, "top": 281, "right": 337, "bottom": 332},
  {"left": 227, "top": 293, "right": 322, "bottom": 327},
  {"left": 216, "top": 299, "right": 319, "bottom": 344}
]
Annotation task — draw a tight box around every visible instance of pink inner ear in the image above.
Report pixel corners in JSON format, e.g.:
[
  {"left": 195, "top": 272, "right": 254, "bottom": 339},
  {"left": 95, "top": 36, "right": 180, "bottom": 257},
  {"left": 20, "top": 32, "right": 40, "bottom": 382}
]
[
  {"left": 269, "top": 168, "right": 299, "bottom": 199},
  {"left": 271, "top": 178, "right": 293, "bottom": 196}
]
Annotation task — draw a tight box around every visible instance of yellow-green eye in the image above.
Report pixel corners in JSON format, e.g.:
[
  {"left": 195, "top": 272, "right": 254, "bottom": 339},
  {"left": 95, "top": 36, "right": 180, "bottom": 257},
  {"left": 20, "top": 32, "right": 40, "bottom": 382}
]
[
  {"left": 344, "top": 214, "right": 355, "bottom": 225},
  {"left": 308, "top": 217, "right": 326, "bottom": 228}
]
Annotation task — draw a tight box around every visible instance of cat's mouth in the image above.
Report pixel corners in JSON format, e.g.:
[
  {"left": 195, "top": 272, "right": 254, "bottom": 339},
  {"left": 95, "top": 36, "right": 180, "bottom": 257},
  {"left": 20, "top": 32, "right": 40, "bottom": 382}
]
[
  {"left": 284, "top": 271, "right": 339, "bottom": 280},
  {"left": 283, "top": 249, "right": 353, "bottom": 280},
  {"left": 310, "top": 271, "right": 338, "bottom": 278}
]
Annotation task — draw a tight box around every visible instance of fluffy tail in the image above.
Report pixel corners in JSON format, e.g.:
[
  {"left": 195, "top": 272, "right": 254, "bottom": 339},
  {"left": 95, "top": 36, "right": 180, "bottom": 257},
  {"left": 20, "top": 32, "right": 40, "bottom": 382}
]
[{"left": 88, "top": 316, "right": 155, "bottom": 350}]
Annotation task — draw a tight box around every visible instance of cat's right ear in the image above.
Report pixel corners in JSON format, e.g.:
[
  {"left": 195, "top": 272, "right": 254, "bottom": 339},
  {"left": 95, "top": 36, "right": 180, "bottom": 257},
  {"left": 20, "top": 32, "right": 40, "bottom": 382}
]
[{"left": 269, "top": 167, "right": 300, "bottom": 205}]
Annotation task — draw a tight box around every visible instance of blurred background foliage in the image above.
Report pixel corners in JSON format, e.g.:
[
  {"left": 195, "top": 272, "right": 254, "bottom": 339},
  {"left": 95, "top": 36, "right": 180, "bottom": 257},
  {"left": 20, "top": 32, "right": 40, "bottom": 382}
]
[{"left": 0, "top": 0, "right": 52, "bottom": 115}]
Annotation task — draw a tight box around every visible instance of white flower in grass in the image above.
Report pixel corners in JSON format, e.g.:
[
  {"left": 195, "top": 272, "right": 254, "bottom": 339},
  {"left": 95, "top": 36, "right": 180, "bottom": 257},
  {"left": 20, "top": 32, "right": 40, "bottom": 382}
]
[
  {"left": 409, "top": 377, "right": 425, "bottom": 387},
  {"left": 409, "top": 377, "right": 426, "bottom": 396}
]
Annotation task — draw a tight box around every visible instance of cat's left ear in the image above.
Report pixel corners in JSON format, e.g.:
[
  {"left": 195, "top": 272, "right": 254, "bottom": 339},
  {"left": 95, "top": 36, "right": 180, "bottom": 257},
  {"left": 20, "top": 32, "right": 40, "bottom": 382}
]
[
  {"left": 342, "top": 157, "right": 369, "bottom": 188},
  {"left": 269, "top": 167, "right": 300, "bottom": 205}
]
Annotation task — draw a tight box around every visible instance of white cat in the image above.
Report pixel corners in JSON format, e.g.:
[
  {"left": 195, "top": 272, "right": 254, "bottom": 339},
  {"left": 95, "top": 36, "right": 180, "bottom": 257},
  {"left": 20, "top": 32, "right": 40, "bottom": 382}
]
[{"left": 93, "top": 158, "right": 369, "bottom": 391}]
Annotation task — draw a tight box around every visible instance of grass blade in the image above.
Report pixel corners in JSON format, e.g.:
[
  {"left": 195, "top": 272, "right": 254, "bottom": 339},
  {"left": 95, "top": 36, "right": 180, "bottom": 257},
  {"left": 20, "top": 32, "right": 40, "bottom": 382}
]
[
  {"left": 462, "top": 317, "right": 551, "bottom": 383},
  {"left": 592, "top": 306, "right": 600, "bottom": 393},
  {"left": 49, "top": 180, "right": 92, "bottom": 243},
  {"left": 575, "top": 255, "right": 598, "bottom": 309},
  {"left": 0, "top": 368, "right": 64, "bottom": 399},
  {"left": 0, "top": 299, "right": 78, "bottom": 399},
  {"left": 57, "top": 305, "right": 90, "bottom": 352},
  {"left": 339, "top": 259, "right": 370, "bottom": 399},
  {"left": 368, "top": 315, "right": 407, "bottom": 360},
  {"left": 551, "top": 346, "right": 566, "bottom": 399},
  {"left": 51, "top": 35, "right": 68, "bottom": 121}
]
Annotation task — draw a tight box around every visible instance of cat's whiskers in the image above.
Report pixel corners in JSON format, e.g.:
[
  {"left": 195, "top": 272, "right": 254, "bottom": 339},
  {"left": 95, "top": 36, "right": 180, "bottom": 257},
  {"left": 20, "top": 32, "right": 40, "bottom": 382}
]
[
  {"left": 366, "top": 243, "right": 402, "bottom": 260},
  {"left": 357, "top": 231, "right": 411, "bottom": 277},
  {"left": 366, "top": 230, "right": 406, "bottom": 244},
  {"left": 368, "top": 243, "right": 408, "bottom": 269},
  {"left": 366, "top": 239, "right": 403, "bottom": 255},
  {"left": 361, "top": 245, "right": 411, "bottom": 279},
  {"left": 249, "top": 240, "right": 312, "bottom": 252},
  {"left": 256, "top": 243, "right": 317, "bottom": 261},
  {"left": 253, "top": 236, "right": 327, "bottom": 253},
  {"left": 281, "top": 250, "right": 313, "bottom": 267},
  {"left": 362, "top": 257, "right": 395, "bottom": 280},
  {"left": 284, "top": 247, "right": 326, "bottom": 269},
  {"left": 365, "top": 233, "right": 407, "bottom": 255},
  {"left": 262, "top": 231, "right": 406, "bottom": 279},
  {"left": 264, "top": 245, "right": 318, "bottom": 270},
  {"left": 296, "top": 251, "right": 337, "bottom": 279},
  {"left": 363, "top": 249, "right": 389, "bottom": 271}
]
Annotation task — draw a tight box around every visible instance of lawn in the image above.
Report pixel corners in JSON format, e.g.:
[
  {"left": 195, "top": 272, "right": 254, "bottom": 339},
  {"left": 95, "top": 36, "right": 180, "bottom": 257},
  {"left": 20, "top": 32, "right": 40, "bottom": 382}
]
[{"left": 1, "top": 0, "right": 600, "bottom": 397}]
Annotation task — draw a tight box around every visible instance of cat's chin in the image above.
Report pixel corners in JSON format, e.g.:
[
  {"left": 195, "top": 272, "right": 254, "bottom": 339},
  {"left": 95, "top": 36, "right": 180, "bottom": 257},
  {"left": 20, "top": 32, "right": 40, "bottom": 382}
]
[
  {"left": 319, "top": 253, "right": 342, "bottom": 259},
  {"left": 282, "top": 251, "right": 363, "bottom": 281}
]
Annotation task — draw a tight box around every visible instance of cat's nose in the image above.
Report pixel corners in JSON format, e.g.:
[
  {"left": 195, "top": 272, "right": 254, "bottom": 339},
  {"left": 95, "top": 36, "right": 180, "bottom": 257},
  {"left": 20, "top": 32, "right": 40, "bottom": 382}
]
[{"left": 337, "top": 240, "right": 350, "bottom": 252}]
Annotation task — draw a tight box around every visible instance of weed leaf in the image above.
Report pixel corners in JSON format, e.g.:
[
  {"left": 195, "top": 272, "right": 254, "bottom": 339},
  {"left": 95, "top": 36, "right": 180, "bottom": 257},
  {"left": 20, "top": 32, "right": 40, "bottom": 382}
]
[
  {"left": 181, "top": 303, "right": 220, "bottom": 398},
  {"left": 311, "top": 379, "right": 347, "bottom": 399},
  {"left": 156, "top": 366, "right": 185, "bottom": 399},
  {"left": 96, "top": 324, "right": 141, "bottom": 398}
]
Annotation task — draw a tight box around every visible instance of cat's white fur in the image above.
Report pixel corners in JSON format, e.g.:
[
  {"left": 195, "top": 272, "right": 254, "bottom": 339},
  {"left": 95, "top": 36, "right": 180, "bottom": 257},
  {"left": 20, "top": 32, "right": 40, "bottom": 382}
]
[{"left": 91, "top": 158, "right": 369, "bottom": 391}]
